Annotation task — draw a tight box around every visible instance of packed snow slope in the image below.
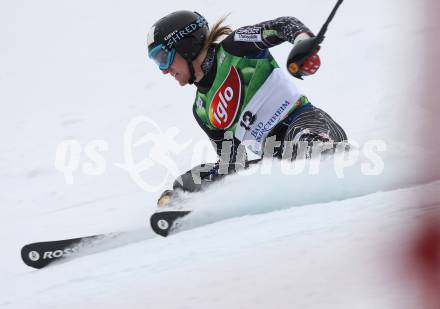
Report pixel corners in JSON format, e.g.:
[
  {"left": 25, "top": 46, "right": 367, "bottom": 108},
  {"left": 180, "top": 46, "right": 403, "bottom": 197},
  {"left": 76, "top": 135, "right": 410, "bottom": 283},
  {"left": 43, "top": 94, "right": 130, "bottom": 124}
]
[{"left": 0, "top": 0, "right": 439, "bottom": 308}]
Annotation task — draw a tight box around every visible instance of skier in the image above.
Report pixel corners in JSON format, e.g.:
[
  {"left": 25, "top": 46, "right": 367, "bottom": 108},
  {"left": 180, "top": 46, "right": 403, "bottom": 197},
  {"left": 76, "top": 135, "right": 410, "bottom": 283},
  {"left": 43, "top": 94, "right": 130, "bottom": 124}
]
[{"left": 147, "top": 10, "right": 347, "bottom": 202}]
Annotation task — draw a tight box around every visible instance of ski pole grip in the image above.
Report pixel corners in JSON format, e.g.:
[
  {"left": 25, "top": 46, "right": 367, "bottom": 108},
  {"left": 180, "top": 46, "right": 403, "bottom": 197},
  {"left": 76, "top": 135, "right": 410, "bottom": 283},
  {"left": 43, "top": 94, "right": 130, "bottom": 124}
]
[{"left": 286, "top": 36, "right": 321, "bottom": 78}]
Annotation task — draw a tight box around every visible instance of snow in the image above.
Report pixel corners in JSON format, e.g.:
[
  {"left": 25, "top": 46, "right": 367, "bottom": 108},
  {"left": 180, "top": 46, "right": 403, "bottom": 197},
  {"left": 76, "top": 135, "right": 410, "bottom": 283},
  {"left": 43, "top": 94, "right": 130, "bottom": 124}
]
[{"left": 0, "top": 0, "right": 439, "bottom": 308}]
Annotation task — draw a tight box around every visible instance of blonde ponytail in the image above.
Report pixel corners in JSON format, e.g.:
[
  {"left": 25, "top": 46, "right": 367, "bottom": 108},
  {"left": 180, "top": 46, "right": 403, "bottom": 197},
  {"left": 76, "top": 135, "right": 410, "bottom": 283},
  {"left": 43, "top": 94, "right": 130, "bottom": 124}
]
[{"left": 202, "top": 14, "right": 233, "bottom": 51}]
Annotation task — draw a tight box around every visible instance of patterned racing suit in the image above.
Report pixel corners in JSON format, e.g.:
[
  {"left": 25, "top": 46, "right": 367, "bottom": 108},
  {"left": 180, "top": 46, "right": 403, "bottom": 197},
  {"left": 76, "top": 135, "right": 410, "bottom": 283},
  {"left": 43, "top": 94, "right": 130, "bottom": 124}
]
[{"left": 174, "top": 17, "right": 347, "bottom": 192}]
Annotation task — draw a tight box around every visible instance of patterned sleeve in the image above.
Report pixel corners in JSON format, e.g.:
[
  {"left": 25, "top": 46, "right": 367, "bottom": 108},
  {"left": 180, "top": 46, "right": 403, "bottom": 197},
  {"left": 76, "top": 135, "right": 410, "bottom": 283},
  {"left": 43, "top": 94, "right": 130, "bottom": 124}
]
[{"left": 221, "top": 16, "right": 314, "bottom": 56}]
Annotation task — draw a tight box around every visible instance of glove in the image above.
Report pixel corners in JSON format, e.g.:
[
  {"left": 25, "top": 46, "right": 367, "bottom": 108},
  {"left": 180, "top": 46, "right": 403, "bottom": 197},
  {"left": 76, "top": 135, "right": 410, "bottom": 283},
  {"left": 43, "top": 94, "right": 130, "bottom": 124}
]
[{"left": 287, "top": 34, "right": 322, "bottom": 79}]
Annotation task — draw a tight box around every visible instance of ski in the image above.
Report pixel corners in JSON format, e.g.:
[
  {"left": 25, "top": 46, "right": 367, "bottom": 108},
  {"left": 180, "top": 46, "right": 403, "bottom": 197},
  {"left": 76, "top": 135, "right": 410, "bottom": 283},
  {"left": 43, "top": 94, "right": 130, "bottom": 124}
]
[
  {"left": 21, "top": 209, "right": 192, "bottom": 269},
  {"left": 22, "top": 190, "right": 192, "bottom": 268},
  {"left": 150, "top": 210, "right": 192, "bottom": 237},
  {"left": 21, "top": 234, "right": 110, "bottom": 269}
]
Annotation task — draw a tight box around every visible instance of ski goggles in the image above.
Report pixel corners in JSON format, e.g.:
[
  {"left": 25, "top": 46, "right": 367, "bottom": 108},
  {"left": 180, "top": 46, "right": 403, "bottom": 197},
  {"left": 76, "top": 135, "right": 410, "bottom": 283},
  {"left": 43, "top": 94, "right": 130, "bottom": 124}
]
[{"left": 148, "top": 44, "right": 176, "bottom": 71}]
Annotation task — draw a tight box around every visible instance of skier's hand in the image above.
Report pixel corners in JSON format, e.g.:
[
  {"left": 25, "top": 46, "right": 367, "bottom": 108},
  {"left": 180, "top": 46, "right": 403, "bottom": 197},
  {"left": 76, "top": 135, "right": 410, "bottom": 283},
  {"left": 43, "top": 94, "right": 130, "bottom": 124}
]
[
  {"left": 295, "top": 33, "right": 321, "bottom": 76},
  {"left": 287, "top": 33, "right": 321, "bottom": 78}
]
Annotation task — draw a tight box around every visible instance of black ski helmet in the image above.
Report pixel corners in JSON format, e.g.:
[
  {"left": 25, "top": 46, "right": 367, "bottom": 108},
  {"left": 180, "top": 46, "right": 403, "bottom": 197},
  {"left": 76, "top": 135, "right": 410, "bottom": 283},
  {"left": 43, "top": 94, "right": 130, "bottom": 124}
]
[{"left": 147, "top": 11, "right": 209, "bottom": 84}]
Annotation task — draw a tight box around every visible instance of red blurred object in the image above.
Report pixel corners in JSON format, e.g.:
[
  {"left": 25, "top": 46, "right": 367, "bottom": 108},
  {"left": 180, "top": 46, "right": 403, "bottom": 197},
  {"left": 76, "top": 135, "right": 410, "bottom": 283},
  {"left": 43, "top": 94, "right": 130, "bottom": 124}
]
[
  {"left": 299, "top": 53, "right": 321, "bottom": 76},
  {"left": 408, "top": 215, "right": 440, "bottom": 309}
]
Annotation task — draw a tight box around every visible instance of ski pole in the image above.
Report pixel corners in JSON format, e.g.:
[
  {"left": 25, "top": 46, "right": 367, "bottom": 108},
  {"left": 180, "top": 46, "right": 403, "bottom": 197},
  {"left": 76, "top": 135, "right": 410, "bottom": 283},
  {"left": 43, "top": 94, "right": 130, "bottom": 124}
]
[{"left": 287, "top": 0, "right": 344, "bottom": 78}]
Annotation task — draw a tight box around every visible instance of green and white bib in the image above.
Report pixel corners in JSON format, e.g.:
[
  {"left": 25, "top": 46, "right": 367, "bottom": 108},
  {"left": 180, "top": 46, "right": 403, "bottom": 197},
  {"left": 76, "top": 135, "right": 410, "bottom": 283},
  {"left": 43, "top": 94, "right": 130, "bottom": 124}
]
[{"left": 194, "top": 45, "right": 307, "bottom": 155}]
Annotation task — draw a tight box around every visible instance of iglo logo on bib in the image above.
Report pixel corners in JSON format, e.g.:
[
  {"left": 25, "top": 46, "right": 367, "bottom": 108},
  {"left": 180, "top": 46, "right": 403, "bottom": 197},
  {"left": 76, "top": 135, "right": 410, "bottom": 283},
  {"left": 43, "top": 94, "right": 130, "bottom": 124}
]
[{"left": 209, "top": 66, "right": 242, "bottom": 129}]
